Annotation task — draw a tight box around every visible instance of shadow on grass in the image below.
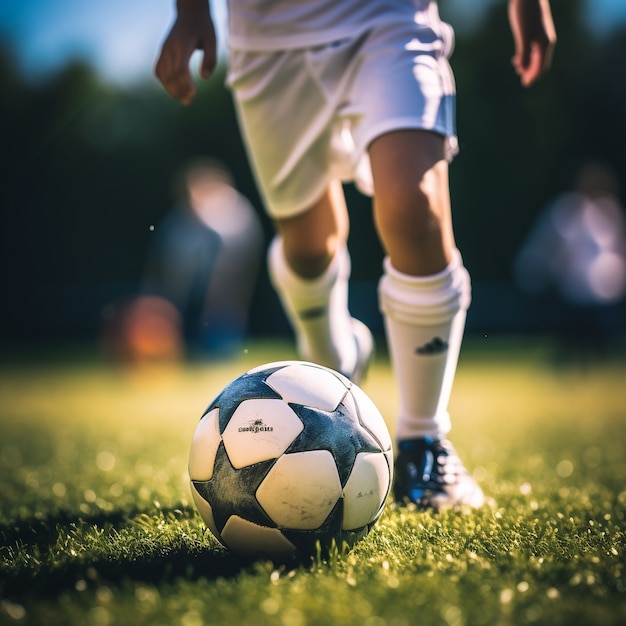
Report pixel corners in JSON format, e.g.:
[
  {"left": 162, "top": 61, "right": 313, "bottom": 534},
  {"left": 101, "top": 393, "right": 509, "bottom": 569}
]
[{"left": 0, "top": 507, "right": 260, "bottom": 598}]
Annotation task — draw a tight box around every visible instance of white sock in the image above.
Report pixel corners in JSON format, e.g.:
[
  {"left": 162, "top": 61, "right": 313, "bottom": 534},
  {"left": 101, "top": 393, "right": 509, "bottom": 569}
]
[
  {"left": 378, "top": 250, "right": 471, "bottom": 441},
  {"left": 268, "top": 237, "right": 357, "bottom": 374}
]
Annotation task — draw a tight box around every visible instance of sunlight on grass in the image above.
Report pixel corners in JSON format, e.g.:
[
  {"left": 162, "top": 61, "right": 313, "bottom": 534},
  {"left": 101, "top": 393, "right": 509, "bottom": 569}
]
[{"left": 0, "top": 337, "right": 624, "bottom": 625}]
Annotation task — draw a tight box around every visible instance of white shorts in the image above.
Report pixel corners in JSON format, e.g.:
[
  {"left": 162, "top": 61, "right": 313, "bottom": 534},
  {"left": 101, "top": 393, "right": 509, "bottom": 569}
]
[{"left": 227, "top": 18, "right": 457, "bottom": 219}]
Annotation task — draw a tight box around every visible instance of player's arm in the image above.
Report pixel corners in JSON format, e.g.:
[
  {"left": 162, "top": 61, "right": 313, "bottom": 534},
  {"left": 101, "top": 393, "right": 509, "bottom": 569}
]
[
  {"left": 508, "top": 0, "right": 556, "bottom": 86},
  {"left": 154, "top": 0, "right": 217, "bottom": 105}
]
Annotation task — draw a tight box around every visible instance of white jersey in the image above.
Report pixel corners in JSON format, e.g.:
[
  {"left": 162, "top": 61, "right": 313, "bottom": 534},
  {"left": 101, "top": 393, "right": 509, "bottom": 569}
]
[{"left": 226, "top": 0, "right": 441, "bottom": 51}]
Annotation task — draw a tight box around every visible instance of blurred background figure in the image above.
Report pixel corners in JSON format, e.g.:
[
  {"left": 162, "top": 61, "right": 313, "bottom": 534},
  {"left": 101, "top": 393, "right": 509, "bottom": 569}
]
[
  {"left": 142, "top": 159, "right": 264, "bottom": 358},
  {"left": 102, "top": 160, "right": 264, "bottom": 364},
  {"left": 514, "top": 162, "right": 626, "bottom": 364}
]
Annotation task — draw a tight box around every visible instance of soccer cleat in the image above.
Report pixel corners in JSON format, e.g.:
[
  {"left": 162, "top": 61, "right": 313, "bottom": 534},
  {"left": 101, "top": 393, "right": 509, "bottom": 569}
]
[
  {"left": 393, "top": 437, "right": 484, "bottom": 510},
  {"left": 341, "top": 319, "right": 374, "bottom": 385}
]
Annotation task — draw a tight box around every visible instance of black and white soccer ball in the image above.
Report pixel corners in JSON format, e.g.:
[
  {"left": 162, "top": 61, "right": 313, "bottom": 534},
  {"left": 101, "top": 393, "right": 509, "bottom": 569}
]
[{"left": 189, "top": 360, "right": 393, "bottom": 560}]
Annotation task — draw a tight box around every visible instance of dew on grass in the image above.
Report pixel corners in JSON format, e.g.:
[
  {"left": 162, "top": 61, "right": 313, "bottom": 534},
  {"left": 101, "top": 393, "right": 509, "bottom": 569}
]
[
  {"left": 52, "top": 482, "right": 67, "bottom": 497},
  {"left": 138, "top": 486, "right": 151, "bottom": 501},
  {"left": 500, "top": 589, "right": 514, "bottom": 604},
  {"left": 87, "top": 606, "right": 111, "bottom": 626},
  {"left": 96, "top": 586, "right": 113, "bottom": 603},
  {"left": 442, "top": 604, "right": 464, "bottom": 626},
  {"left": 570, "top": 573, "right": 583, "bottom": 586},
  {"left": 260, "top": 598, "right": 280, "bottom": 615},
  {"left": 386, "top": 575, "right": 400, "bottom": 589},
  {"left": 556, "top": 460, "right": 574, "bottom": 478},
  {"left": 135, "top": 585, "right": 158, "bottom": 603},
  {"left": 96, "top": 451, "right": 116, "bottom": 471}
]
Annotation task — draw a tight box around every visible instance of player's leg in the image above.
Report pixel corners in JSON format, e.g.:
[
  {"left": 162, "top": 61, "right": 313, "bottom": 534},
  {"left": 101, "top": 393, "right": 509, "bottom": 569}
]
[
  {"left": 268, "top": 180, "right": 373, "bottom": 382},
  {"left": 370, "top": 129, "right": 484, "bottom": 510},
  {"left": 227, "top": 45, "right": 373, "bottom": 382}
]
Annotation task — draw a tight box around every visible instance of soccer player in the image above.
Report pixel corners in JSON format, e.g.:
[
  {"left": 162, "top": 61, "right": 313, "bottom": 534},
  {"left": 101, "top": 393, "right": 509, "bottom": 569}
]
[{"left": 155, "top": 0, "right": 556, "bottom": 510}]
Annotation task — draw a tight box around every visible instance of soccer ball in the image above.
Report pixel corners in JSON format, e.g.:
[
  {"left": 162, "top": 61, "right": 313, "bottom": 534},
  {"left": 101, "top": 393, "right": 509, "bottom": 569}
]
[{"left": 189, "top": 360, "right": 393, "bottom": 560}]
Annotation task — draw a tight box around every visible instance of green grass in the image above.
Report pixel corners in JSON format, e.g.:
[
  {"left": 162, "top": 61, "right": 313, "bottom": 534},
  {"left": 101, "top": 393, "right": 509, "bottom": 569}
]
[{"left": 1, "top": 337, "right": 625, "bottom": 625}]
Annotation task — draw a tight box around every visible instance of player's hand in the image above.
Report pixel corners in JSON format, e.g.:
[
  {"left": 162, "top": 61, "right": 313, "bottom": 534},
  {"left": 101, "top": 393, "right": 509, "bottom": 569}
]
[
  {"left": 154, "top": 3, "right": 217, "bottom": 105},
  {"left": 508, "top": 0, "right": 556, "bottom": 87}
]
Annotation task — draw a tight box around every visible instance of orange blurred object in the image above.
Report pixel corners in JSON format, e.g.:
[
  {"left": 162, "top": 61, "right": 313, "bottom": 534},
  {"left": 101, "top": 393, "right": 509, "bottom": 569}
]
[{"left": 101, "top": 296, "right": 183, "bottom": 365}]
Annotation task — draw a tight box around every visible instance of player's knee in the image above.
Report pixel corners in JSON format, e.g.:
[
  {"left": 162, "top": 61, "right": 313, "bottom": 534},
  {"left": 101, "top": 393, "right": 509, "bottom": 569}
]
[
  {"left": 276, "top": 218, "right": 344, "bottom": 279},
  {"left": 277, "top": 233, "right": 337, "bottom": 278},
  {"left": 375, "top": 180, "right": 442, "bottom": 248}
]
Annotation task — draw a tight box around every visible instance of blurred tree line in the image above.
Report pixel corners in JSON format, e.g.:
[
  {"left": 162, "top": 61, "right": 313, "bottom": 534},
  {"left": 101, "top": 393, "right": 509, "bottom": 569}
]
[{"left": 0, "top": 0, "right": 624, "bottom": 347}]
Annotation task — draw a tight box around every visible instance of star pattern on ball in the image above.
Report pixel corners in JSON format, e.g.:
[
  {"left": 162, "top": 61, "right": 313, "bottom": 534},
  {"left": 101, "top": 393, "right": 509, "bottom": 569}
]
[
  {"left": 192, "top": 441, "right": 276, "bottom": 532},
  {"left": 286, "top": 401, "right": 382, "bottom": 486}
]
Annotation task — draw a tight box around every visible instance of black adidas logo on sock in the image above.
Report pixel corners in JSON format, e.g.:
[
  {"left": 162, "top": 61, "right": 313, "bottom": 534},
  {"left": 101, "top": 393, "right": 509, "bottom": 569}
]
[{"left": 415, "top": 337, "right": 448, "bottom": 355}]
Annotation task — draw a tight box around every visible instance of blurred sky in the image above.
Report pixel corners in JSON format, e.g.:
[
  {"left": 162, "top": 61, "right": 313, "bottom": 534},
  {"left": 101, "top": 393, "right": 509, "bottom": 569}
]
[{"left": 0, "top": 0, "right": 625, "bottom": 86}]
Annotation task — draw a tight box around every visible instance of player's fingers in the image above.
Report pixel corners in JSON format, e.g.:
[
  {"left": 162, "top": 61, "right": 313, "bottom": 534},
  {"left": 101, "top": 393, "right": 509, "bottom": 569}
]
[
  {"left": 155, "top": 43, "right": 196, "bottom": 104},
  {"left": 199, "top": 41, "right": 217, "bottom": 79},
  {"left": 511, "top": 26, "right": 531, "bottom": 71},
  {"left": 519, "top": 43, "right": 546, "bottom": 86},
  {"left": 168, "top": 68, "right": 196, "bottom": 105}
]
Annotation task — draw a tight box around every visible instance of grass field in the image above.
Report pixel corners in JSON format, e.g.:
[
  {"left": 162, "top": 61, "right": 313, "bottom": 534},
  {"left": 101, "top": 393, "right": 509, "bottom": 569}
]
[{"left": 1, "top": 337, "right": 624, "bottom": 626}]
